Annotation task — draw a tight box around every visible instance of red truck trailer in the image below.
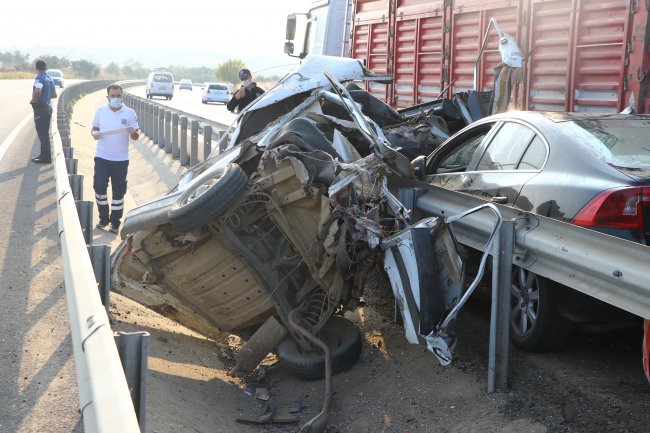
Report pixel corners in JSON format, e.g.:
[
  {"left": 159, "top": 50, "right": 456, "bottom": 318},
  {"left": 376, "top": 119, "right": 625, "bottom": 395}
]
[{"left": 350, "top": 0, "right": 650, "bottom": 113}]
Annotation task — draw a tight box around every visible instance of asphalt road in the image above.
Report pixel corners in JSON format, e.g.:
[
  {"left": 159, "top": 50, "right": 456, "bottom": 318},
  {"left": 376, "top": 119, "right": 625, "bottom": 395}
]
[{"left": 0, "top": 79, "right": 82, "bottom": 432}]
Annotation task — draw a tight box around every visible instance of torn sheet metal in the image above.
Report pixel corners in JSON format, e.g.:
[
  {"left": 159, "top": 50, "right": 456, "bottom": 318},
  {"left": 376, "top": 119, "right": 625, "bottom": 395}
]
[{"left": 382, "top": 217, "right": 464, "bottom": 365}]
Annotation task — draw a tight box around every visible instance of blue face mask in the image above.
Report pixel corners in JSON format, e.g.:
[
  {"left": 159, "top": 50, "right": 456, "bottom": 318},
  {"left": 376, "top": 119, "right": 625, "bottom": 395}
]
[{"left": 109, "top": 97, "right": 122, "bottom": 109}]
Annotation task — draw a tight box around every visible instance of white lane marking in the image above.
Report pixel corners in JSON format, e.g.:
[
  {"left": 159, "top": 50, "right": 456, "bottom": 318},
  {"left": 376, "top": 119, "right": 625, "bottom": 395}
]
[{"left": 0, "top": 113, "right": 34, "bottom": 163}]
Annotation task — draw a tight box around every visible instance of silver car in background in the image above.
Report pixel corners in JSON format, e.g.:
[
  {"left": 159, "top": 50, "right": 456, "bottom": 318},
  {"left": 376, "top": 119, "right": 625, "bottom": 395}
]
[{"left": 201, "top": 82, "right": 230, "bottom": 104}]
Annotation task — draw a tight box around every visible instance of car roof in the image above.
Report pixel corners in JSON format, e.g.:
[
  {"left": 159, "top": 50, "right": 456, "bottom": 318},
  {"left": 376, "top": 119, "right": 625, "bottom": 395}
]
[{"left": 484, "top": 110, "right": 650, "bottom": 124}]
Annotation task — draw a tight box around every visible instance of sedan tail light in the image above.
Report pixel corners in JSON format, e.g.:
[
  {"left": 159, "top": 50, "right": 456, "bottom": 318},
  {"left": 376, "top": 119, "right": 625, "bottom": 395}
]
[{"left": 571, "top": 186, "right": 650, "bottom": 231}]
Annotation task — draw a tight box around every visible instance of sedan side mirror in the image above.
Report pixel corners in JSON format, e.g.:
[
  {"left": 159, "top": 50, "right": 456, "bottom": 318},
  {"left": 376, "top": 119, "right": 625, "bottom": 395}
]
[{"left": 412, "top": 155, "right": 426, "bottom": 179}]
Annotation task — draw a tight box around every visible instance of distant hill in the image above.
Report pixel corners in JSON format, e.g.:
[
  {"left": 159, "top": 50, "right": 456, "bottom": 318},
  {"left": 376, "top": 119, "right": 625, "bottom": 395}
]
[{"left": 0, "top": 44, "right": 299, "bottom": 76}]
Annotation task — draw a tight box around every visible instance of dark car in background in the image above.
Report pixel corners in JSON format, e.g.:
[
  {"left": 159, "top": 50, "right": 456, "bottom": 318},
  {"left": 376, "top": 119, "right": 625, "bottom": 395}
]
[{"left": 417, "top": 111, "right": 650, "bottom": 350}]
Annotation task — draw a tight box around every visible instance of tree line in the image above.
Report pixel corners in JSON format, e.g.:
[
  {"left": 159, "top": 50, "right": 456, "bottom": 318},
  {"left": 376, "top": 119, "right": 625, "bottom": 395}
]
[{"left": 0, "top": 50, "right": 282, "bottom": 85}]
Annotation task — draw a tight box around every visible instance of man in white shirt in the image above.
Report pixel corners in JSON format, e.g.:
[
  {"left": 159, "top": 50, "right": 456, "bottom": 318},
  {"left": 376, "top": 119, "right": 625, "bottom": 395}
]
[{"left": 91, "top": 84, "right": 140, "bottom": 234}]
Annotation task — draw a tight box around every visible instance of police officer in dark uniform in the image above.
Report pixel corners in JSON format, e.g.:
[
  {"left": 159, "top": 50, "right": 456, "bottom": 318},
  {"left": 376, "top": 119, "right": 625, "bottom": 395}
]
[
  {"left": 226, "top": 68, "right": 265, "bottom": 113},
  {"left": 30, "top": 59, "right": 57, "bottom": 163}
]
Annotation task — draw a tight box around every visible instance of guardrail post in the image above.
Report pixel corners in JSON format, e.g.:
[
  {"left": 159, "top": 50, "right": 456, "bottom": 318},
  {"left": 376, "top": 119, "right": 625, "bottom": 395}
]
[
  {"left": 88, "top": 245, "right": 111, "bottom": 314},
  {"left": 172, "top": 113, "right": 179, "bottom": 159},
  {"left": 190, "top": 120, "right": 199, "bottom": 167},
  {"left": 75, "top": 200, "right": 94, "bottom": 246},
  {"left": 66, "top": 158, "right": 78, "bottom": 175},
  {"left": 114, "top": 331, "right": 150, "bottom": 433},
  {"left": 147, "top": 102, "right": 153, "bottom": 138},
  {"left": 164, "top": 110, "right": 172, "bottom": 153},
  {"left": 203, "top": 125, "right": 212, "bottom": 161},
  {"left": 133, "top": 99, "right": 140, "bottom": 127},
  {"left": 141, "top": 102, "right": 147, "bottom": 137},
  {"left": 158, "top": 106, "right": 165, "bottom": 149},
  {"left": 487, "top": 219, "right": 514, "bottom": 393},
  {"left": 180, "top": 116, "right": 189, "bottom": 166},
  {"left": 152, "top": 106, "right": 159, "bottom": 144},
  {"left": 218, "top": 130, "right": 228, "bottom": 153},
  {"left": 140, "top": 101, "right": 146, "bottom": 136},
  {"left": 68, "top": 174, "right": 84, "bottom": 201}
]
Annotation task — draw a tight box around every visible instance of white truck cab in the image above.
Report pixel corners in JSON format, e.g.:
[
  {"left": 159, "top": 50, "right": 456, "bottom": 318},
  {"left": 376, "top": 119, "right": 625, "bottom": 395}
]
[{"left": 284, "top": 0, "right": 352, "bottom": 59}]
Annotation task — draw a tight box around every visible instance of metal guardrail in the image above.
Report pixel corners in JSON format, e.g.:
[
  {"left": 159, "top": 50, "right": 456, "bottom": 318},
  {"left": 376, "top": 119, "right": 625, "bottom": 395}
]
[
  {"left": 122, "top": 91, "right": 231, "bottom": 165},
  {"left": 53, "top": 81, "right": 142, "bottom": 433},
  {"left": 405, "top": 185, "right": 650, "bottom": 320}
]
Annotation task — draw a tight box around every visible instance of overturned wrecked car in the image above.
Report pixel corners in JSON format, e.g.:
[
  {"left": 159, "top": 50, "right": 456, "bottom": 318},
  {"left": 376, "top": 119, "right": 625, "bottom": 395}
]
[{"left": 111, "top": 55, "right": 498, "bottom": 429}]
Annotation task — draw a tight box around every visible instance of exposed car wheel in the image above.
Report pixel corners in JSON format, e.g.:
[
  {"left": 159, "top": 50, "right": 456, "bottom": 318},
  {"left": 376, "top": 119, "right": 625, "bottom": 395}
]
[
  {"left": 168, "top": 163, "right": 248, "bottom": 232},
  {"left": 277, "top": 316, "right": 362, "bottom": 380},
  {"left": 510, "top": 267, "right": 573, "bottom": 351}
]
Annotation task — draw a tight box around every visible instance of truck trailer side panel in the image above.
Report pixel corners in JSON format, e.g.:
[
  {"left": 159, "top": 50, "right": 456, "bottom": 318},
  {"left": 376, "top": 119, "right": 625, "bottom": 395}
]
[{"left": 351, "top": 0, "right": 649, "bottom": 112}]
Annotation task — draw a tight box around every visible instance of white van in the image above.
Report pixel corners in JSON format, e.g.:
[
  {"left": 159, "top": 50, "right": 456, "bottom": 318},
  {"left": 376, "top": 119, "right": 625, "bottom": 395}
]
[{"left": 146, "top": 70, "right": 174, "bottom": 100}]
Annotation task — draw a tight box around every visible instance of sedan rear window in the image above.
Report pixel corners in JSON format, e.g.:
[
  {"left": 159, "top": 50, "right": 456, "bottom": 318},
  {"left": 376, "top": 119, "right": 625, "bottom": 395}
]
[
  {"left": 567, "top": 119, "right": 650, "bottom": 168},
  {"left": 208, "top": 84, "right": 227, "bottom": 90}
]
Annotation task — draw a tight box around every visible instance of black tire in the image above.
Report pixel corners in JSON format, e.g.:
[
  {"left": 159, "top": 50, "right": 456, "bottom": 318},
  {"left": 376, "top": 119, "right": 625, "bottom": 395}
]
[
  {"left": 167, "top": 163, "right": 247, "bottom": 232},
  {"left": 510, "top": 267, "right": 573, "bottom": 351},
  {"left": 277, "top": 316, "right": 362, "bottom": 380}
]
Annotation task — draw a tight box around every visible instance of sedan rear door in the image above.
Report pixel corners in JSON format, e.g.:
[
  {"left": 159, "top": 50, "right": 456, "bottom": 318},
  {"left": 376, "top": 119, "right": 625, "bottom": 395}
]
[{"left": 425, "top": 120, "right": 548, "bottom": 207}]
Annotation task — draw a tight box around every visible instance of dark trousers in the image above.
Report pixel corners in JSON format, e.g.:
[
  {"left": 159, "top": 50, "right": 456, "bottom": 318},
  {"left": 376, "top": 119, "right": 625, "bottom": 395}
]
[
  {"left": 93, "top": 157, "right": 129, "bottom": 226},
  {"left": 32, "top": 104, "right": 52, "bottom": 161}
]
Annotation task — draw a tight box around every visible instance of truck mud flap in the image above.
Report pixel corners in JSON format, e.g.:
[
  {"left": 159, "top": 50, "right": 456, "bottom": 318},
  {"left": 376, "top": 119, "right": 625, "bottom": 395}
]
[{"left": 382, "top": 217, "right": 464, "bottom": 365}]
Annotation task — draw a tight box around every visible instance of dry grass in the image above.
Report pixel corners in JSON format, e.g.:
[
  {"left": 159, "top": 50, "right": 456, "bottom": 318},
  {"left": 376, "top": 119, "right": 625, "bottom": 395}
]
[{"left": 0, "top": 71, "right": 33, "bottom": 79}]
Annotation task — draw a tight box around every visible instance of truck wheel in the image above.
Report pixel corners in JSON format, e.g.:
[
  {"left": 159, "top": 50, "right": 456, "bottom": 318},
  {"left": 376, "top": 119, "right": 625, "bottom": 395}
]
[
  {"left": 277, "top": 316, "right": 362, "bottom": 380},
  {"left": 168, "top": 163, "right": 247, "bottom": 232},
  {"left": 510, "top": 267, "right": 573, "bottom": 351}
]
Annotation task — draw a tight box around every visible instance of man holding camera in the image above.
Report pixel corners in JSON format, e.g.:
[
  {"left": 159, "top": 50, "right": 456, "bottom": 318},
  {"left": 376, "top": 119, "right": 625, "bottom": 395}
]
[{"left": 226, "top": 68, "right": 265, "bottom": 113}]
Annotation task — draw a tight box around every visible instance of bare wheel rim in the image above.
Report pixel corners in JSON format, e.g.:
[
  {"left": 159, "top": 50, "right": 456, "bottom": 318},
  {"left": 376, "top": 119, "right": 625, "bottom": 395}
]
[
  {"left": 182, "top": 174, "right": 222, "bottom": 206},
  {"left": 510, "top": 268, "right": 540, "bottom": 337}
]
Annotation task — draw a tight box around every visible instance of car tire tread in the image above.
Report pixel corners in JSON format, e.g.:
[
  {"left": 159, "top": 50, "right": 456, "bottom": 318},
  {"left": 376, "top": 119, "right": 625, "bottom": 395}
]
[
  {"left": 168, "top": 163, "right": 248, "bottom": 232},
  {"left": 277, "top": 316, "right": 362, "bottom": 380}
]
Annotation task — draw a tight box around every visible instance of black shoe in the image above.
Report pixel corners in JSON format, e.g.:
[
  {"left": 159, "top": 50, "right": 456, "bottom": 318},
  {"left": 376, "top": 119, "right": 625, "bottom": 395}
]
[
  {"left": 31, "top": 156, "right": 51, "bottom": 164},
  {"left": 96, "top": 221, "right": 109, "bottom": 229},
  {"left": 109, "top": 224, "right": 120, "bottom": 234}
]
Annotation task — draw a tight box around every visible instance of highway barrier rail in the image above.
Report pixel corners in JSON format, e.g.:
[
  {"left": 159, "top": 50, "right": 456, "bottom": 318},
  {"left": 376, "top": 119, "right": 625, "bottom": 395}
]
[{"left": 53, "top": 81, "right": 145, "bottom": 433}]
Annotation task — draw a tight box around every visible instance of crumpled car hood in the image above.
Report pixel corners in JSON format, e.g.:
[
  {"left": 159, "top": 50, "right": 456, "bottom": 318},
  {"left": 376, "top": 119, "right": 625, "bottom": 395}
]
[{"left": 241, "top": 55, "right": 375, "bottom": 113}]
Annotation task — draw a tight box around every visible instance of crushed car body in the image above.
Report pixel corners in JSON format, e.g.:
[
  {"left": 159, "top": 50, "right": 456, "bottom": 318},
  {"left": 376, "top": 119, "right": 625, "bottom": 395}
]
[{"left": 111, "top": 56, "right": 499, "bottom": 428}]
